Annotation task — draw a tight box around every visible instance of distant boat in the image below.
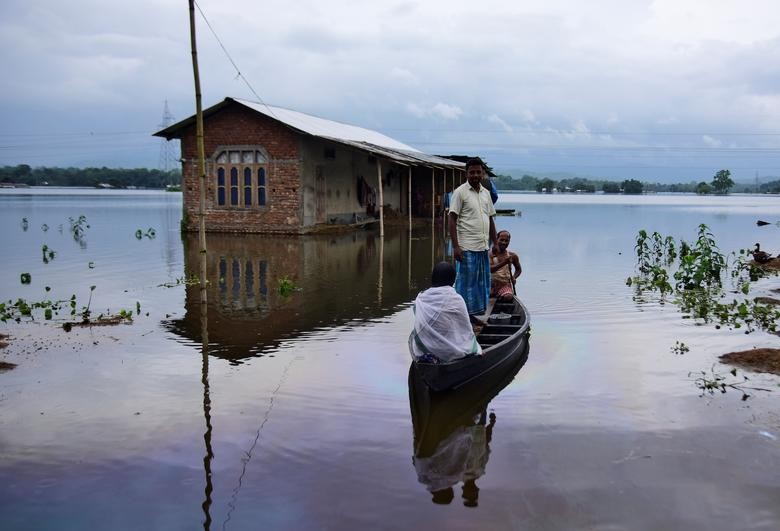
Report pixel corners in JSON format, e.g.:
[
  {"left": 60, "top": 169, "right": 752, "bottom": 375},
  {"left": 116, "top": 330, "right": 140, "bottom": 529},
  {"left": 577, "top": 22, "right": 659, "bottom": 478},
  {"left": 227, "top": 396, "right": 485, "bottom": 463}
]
[{"left": 495, "top": 208, "right": 518, "bottom": 216}]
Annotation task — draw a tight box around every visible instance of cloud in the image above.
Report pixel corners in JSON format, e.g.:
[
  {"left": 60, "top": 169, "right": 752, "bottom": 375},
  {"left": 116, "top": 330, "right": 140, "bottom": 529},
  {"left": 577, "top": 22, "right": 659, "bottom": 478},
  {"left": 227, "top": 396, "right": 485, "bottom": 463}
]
[
  {"left": 387, "top": 67, "right": 419, "bottom": 86},
  {"left": 0, "top": 0, "right": 779, "bottom": 180},
  {"left": 406, "top": 102, "right": 463, "bottom": 120},
  {"left": 430, "top": 103, "right": 463, "bottom": 120},
  {"left": 486, "top": 114, "right": 513, "bottom": 133},
  {"left": 701, "top": 135, "right": 722, "bottom": 148}
]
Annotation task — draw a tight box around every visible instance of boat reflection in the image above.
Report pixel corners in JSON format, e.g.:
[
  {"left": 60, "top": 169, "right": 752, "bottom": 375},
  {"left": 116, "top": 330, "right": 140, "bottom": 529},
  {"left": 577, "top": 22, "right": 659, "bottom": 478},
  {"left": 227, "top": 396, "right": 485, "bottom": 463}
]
[
  {"left": 166, "top": 226, "right": 448, "bottom": 362},
  {"left": 408, "top": 341, "right": 529, "bottom": 506}
]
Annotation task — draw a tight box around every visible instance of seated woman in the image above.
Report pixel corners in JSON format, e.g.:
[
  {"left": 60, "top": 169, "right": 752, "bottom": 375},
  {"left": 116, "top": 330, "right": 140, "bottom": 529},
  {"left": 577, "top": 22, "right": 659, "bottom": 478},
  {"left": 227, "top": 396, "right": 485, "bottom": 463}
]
[
  {"left": 411, "top": 262, "right": 482, "bottom": 363},
  {"left": 490, "top": 230, "right": 522, "bottom": 302}
]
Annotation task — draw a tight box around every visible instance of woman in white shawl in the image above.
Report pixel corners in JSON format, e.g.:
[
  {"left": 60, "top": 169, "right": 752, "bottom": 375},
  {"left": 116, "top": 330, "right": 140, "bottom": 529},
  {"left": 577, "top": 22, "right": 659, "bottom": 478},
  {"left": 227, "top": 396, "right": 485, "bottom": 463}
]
[{"left": 411, "top": 262, "right": 482, "bottom": 363}]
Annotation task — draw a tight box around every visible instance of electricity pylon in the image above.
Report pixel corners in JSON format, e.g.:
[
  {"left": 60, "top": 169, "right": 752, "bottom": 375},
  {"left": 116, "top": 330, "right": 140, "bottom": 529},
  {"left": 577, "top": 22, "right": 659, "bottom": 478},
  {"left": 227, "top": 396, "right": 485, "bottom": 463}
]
[{"left": 158, "top": 100, "right": 180, "bottom": 172}]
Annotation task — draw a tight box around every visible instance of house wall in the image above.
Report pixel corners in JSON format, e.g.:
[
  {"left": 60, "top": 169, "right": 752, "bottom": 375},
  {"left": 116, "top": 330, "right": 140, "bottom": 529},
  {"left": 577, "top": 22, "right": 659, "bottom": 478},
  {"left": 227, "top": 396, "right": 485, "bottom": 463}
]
[
  {"left": 299, "top": 138, "right": 359, "bottom": 226},
  {"left": 299, "top": 138, "right": 409, "bottom": 226},
  {"left": 178, "top": 103, "right": 303, "bottom": 233}
]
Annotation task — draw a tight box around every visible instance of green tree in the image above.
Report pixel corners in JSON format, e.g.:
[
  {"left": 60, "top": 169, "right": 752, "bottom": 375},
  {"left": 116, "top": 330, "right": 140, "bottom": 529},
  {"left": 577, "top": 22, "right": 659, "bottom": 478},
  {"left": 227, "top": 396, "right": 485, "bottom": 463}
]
[
  {"left": 695, "top": 181, "right": 712, "bottom": 195},
  {"left": 602, "top": 182, "right": 621, "bottom": 193},
  {"left": 622, "top": 179, "right": 643, "bottom": 194},
  {"left": 710, "top": 169, "right": 734, "bottom": 194},
  {"left": 516, "top": 174, "right": 539, "bottom": 190},
  {"left": 536, "top": 178, "right": 556, "bottom": 193}
]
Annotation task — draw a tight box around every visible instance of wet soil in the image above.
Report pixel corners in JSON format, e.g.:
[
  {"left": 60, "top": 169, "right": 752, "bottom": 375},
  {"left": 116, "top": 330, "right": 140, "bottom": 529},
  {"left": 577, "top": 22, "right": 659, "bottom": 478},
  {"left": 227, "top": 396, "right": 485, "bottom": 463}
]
[
  {"left": 755, "top": 258, "right": 780, "bottom": 271},
  {"left": 720, "top": 348, "right": 780, "bottom": 376},
  {"left": 755, "top": 297, "right": 780, "bottom": 305}
]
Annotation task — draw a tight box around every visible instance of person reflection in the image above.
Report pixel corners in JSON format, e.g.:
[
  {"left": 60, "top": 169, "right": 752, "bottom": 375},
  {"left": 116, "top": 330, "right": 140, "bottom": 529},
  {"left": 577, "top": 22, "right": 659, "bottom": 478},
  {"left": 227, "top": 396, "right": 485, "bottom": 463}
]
[
  {"left": 413, "top": 408, "right": 496, "bottom": 507},
  {"left": 409, "top": 329, "right": 528, "bottom": 509}
]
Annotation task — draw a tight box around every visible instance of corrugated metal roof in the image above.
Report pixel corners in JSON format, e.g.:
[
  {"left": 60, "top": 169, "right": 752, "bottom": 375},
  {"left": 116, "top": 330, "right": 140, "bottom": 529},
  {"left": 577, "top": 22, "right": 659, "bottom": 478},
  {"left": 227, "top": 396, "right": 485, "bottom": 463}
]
[
  {"left": 235, "top": 98, "right": 418, "bottom": 152},
  {"left": 154, "top": 97, "right": 464, "bottom": 169}
]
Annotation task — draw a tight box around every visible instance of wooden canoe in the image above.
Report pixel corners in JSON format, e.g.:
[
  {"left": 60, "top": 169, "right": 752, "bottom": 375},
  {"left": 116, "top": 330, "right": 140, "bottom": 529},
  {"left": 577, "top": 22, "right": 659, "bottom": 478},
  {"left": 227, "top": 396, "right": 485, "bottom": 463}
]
[
  {"left": 409, "top": 295, "right": 531, "bottom": 392},
  {"left": 408, "top": 338, "right": 529, "bottom": 458}
]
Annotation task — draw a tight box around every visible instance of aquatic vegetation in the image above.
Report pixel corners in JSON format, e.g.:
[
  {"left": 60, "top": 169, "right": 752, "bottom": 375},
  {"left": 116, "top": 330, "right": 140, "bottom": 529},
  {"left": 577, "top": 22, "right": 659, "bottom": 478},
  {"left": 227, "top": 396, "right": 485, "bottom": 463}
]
[
  {"left": 157, "top": 275, "right": 201, "bottom": 288},
  {"left": 135, "top": 227, "right": 157, "bottom": 239},
  {"left": 630, "top": 224, "right": 780, "bottom": 333},
  {"left": 1, "top": 294, "right": 72, "bottom": 323},
  {"left": 21, "top": 217, "right": 28, "bottom": 231},
  {"left": 278, "top": 277, "right": 297, "bottom": 296},
  {"left": 20, "top": 273, "right": 31, "bottom": 285},
  {"left": 41, "top": 244, "right": 56, "bottom": 264},
  {"left": 689, "top": 366, "right": 771, "bottom": 401},
  {"left": 41, "top": 223, "right": 49, "bottom": 232},
  {"left": 68, "top": 214, "right": 89, "bottom": 244},
  {"left": 80, "top": 285, "right": 96, "bottom": 321},
  {"left": 671, "top": 341, "right": 689, "bottom": 355}
]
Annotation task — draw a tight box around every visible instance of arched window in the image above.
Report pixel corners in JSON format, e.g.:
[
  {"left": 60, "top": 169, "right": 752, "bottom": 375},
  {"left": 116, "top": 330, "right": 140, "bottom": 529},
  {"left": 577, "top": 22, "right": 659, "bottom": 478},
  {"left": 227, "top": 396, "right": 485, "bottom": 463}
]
[{"left": 212, "top": 147, "right": 269, "bottom": 209}]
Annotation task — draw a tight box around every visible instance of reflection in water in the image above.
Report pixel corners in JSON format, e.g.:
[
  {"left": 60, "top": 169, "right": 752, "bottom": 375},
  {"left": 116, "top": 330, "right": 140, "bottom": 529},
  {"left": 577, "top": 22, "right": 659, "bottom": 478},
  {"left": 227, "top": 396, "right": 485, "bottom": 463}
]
[
  {"left": 200, "top": 251, "right": 214, "bottom": 531},
  {"left": 408, "top": 342, "right": 529, "bottom": 507},
  {"left": 167, "top": 226, "right": 451, "bottom": 361}
]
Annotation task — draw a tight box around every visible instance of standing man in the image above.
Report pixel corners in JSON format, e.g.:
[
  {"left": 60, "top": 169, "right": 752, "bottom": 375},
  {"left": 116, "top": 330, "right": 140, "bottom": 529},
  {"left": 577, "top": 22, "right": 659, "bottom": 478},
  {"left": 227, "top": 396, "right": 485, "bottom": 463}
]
[{"left": 449, "top": 157, "right": 497, "bottom": 320}]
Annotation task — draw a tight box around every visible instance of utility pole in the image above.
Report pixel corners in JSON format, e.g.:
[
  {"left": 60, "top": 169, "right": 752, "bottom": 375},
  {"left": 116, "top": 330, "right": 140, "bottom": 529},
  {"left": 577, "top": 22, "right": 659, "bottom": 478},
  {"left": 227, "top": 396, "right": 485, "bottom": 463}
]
[
  {"left": 157, "top": 100, "right": 179, "bottom": 174},
  {"left": 188, "top": 4, "right": 212, "bottom": 530},
  {"left": 188, "top": 0, "right": 208, "bottom": 297}
]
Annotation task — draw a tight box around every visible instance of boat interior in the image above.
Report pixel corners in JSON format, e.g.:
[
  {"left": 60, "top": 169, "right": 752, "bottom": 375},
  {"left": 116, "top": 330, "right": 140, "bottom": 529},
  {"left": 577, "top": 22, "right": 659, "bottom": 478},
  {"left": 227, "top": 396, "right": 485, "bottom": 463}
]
[{"left": 474, "top": 297, "right": 527, "bottom": 348}]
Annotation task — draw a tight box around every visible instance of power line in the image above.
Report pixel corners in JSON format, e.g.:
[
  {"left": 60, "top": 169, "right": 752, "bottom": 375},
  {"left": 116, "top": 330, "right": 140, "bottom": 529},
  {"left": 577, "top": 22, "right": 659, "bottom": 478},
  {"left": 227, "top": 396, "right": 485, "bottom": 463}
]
[
  {"left": 386, "top": 128, "right": 780, "bottom": 136},
  {"left": 193, "top": 0, "right": 279, "bottom": 121}
]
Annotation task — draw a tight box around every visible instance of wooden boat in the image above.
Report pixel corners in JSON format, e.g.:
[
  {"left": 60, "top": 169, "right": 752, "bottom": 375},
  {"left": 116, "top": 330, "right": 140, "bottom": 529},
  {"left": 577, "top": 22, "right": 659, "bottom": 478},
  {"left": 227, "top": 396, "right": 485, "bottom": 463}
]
[
  {"left": 408, "top": 295, "right": 530, "bottom": 392},
  {"left": 409, "top": 339, "right": 529, "bottom": 458}
]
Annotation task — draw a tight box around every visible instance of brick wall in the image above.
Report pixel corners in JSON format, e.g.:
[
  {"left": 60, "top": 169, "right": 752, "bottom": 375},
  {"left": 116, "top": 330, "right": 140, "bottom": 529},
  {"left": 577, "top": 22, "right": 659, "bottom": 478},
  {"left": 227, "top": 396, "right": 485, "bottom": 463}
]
[{"left": 178, "top": 103, "right": 304, "bottom": 233}]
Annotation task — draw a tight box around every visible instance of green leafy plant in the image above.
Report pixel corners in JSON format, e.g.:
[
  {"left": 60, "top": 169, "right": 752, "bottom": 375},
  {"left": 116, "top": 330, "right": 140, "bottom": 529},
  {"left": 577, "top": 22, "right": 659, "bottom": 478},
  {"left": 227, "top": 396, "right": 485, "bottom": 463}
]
[
  {"left": 68, "top": 215, "right": 89, "bottom": 244},
  {"left": 157, "top": 275, "right": 202, "bottom": 288},
  {"left": 689, "top": 366, "right": 771, "bottom": 401},
  {"left": 135, "top": 227, "right": 157, "bottom": 239},
  {"left": 41, "top": 244, "right": 56, "bottom": 264},
  {"left": 278, "top": 277, "right": 297, "bottom": 296},
  {"left": 630, "top": 224, "right": 780, "bottom": 334},
  {"left": 670, "top": 341, "right": 689, "bottom": 355},
  {"left": 20, "top": 273, "right": 31, "bottom": 285}
]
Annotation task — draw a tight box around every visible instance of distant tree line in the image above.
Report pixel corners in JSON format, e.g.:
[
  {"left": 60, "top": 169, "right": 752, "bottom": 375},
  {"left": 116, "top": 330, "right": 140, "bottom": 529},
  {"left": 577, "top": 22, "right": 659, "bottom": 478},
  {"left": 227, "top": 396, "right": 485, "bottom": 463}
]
[
  {"left": 0, "top": 164, "right": 181, "bottom": 189},
  {"left": 493, "top": 168, "right": 777, "bottom": 195}
]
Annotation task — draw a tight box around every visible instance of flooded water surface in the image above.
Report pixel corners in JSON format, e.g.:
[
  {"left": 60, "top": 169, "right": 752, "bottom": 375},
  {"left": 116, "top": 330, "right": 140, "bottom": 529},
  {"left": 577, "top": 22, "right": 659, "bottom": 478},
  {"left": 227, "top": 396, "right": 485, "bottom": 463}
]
[{"left": 1, "top": 189, "right": 780, "bottom": 530}]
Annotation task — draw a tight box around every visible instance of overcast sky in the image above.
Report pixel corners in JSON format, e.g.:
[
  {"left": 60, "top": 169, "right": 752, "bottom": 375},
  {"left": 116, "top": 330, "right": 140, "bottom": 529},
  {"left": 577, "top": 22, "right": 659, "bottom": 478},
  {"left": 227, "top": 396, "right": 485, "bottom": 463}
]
[{"left": 1, "top": 0, "right": 779, "bottom": 181}]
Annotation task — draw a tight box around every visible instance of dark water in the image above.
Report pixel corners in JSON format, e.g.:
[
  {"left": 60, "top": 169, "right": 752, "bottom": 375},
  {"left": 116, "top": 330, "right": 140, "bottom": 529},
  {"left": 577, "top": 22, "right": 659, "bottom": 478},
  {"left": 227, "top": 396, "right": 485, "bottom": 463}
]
[{"left": 1, "top": 189, "right": 780, "bottom": 530}]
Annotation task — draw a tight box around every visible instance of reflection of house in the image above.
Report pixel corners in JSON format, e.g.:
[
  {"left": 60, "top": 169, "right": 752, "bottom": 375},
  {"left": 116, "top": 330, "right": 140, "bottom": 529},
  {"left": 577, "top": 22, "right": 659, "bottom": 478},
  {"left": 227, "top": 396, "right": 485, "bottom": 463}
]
[
  {"left": 166, "top": 229, "right": 445, "bottom": 361},
  {"left": 154, "top": 97, "right": 467, "bottom": 234}
]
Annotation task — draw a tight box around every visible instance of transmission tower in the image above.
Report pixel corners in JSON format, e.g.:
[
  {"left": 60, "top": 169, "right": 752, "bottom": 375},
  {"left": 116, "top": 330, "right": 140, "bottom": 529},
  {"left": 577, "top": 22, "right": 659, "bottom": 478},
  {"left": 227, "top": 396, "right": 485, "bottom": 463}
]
[{"left": 158, "top": 100, "right": 180, "bottom": 172}]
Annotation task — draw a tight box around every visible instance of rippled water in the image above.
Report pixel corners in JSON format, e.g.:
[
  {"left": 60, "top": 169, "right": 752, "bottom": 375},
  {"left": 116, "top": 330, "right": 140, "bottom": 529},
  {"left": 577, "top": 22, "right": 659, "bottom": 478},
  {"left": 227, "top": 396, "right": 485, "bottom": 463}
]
[{"left": 1, "top": 189, "right": 780, "bottom": 530}]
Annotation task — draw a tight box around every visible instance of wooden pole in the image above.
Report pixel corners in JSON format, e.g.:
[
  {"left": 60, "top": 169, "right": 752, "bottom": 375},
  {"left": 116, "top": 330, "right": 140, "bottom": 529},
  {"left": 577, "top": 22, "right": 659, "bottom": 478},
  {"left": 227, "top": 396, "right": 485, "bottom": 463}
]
[
  {"left": 189, "top": 0, "right": 207, "bottom": 304},
  {"left": 451, "top": 167, "right": 455, "bottom": 194},
  {"left": 408, "top": 166, "right": 412, "bottom": 230},
  {"left": 189, "top": 5, "right": 212, "bottom": 528},
  {"left": 430, "top": 167, "right": 435, "bottom": 226},
  {"left": 377, "top": 159, "right": 384, "bottom": 237}
]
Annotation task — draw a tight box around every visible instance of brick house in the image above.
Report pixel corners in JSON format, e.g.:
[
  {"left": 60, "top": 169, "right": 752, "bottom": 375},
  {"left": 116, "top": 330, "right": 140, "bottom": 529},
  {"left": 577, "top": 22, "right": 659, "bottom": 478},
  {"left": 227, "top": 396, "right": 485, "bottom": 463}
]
[{"left": 154, "top": 97, "right": 466, "bottom": 234}]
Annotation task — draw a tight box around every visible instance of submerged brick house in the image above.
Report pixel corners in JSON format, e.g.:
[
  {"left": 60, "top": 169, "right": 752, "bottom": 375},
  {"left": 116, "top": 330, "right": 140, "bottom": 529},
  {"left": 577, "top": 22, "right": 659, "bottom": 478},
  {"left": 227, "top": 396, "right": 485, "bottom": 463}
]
[{"left": 154, "top": 97, "right": 466, "bottom": 234}]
